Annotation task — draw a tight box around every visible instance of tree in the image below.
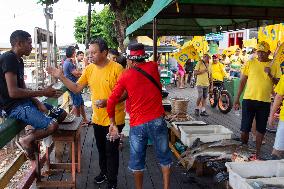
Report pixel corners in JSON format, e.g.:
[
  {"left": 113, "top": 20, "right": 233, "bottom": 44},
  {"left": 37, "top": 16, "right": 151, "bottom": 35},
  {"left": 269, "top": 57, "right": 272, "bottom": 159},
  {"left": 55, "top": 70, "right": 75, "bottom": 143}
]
[
  {"left": 38, "top": 0, "right": 153, "bottom": 52},
  {"left": 74, "top": 6, "right": 118, "bottom": 49}
]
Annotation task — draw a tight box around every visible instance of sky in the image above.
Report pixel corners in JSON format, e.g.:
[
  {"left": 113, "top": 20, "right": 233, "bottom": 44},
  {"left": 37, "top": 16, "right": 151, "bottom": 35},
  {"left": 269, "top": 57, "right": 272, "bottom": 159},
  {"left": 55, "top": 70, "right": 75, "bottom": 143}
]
[{"left": 0, "top": 0, "right": 104, "bottom": 47}]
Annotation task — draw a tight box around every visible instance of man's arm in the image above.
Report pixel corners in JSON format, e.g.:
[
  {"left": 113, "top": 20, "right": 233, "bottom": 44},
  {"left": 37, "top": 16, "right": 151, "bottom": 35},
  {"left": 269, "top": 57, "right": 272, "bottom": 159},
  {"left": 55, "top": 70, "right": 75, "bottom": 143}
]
[
  {"left": 107, "top": 79, "right": 126, "bottom": 125},
  {"left": 71, "top": 69, "right": 82, "bottom": 78},
  {"left": 5, "top": 72, "right": 59, "bottom": 98},
  {"left": 47, "top": 67, "right": 85, "bottom": 94},
  {"left": 234, "top": 75, "right": 248, "bottom": 108}
]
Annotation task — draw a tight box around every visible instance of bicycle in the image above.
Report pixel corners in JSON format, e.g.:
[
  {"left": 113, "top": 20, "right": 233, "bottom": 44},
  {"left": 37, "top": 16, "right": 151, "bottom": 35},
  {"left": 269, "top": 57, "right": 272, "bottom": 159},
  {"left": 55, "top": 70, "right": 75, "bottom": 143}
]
[{"left": 209, "top": 80, "right": 233, "bottom": 114}]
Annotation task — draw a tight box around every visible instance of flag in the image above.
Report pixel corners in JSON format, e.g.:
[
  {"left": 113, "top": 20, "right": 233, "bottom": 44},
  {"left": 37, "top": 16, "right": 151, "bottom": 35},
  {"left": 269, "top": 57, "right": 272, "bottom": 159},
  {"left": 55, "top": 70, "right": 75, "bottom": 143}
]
[
  {"left": 174, "top": 45, "right": 199, "bottom": 66},
  {"left": 243, "top": 38, "right": 257, "bottom": 48},
  {"left": 273, "top": 42, "right": 284, "bottom": 67}
]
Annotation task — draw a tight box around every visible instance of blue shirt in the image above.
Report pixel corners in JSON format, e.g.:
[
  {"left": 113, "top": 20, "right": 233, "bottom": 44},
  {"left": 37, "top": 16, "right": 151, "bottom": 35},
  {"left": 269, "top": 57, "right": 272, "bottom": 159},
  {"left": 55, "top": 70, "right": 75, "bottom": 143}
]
[{"left": 63, "top": 59, "right": 77, "bottom": 82}]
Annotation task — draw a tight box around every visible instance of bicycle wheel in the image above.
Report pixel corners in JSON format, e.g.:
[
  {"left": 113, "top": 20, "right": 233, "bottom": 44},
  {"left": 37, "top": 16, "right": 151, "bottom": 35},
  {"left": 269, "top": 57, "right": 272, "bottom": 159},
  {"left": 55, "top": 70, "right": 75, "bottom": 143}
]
[{"left": 218, "top": 90, "right": 233, "bottom": 114}]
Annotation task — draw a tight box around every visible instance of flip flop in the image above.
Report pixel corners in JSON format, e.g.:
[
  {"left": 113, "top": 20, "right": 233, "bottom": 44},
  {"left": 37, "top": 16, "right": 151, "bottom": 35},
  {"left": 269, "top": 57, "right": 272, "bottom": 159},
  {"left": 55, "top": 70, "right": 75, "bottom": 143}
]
[{"left": 15, "top": 141, "right": 36, "bottom": 160}]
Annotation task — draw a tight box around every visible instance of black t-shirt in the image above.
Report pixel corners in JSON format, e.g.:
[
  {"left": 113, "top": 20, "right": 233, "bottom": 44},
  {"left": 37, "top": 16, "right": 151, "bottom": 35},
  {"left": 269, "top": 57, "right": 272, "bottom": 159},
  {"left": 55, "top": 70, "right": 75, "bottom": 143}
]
[{"left": 0, "top": 51, "right": 26, "bottom": 112}]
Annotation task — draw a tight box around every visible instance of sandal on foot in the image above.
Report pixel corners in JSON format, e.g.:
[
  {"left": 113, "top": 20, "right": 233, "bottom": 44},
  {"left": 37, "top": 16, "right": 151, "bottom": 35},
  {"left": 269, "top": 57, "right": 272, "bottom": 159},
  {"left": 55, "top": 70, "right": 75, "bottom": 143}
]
[{"left": 15, "top": 141, "right": 36, "bottom": 160}]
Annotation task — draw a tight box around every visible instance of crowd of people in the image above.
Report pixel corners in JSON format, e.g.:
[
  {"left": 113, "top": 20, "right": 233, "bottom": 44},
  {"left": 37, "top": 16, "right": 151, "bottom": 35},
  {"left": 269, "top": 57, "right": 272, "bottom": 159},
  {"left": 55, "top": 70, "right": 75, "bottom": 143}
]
[
  {"left": 0, "top": 30, "right": 172, "bottom": 189},
  {"left": 2, "top": 29, "right": 284, "bottom": 188}
]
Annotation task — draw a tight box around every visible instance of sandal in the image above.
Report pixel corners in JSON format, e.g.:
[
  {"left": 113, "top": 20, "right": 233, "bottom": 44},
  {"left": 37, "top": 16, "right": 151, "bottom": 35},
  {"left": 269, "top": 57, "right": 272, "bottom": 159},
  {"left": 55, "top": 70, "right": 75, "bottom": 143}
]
[{"left": 15, "top": 141, "right": 37, "bottom": 160}]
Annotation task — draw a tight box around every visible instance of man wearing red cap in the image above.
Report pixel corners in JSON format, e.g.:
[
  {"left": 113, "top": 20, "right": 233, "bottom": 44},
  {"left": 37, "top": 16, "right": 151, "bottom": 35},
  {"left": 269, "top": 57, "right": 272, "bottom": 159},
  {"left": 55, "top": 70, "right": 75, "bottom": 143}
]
[{"left": 107, "top": 43, "right": 172, "bottom": 189}]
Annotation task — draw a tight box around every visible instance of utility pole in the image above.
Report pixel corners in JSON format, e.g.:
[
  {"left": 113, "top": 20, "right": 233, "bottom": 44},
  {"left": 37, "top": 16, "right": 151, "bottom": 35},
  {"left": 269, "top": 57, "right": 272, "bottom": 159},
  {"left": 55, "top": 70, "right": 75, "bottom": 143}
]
[{"left": 44, "top": 4, "right": 53, "bottom": 85}]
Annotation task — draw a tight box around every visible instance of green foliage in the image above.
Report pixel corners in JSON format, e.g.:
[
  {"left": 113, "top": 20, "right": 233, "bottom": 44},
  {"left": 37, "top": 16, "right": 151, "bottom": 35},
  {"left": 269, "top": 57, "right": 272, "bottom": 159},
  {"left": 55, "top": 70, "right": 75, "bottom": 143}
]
[
  {"left": 74, "top": 6, "right": 118, "bottom": 49},
  {"left": 124, "top": 0, "right": 153, "bottom": 24},
  {"left": 37, "top": 0, "right": 59, "bottom": 6}
]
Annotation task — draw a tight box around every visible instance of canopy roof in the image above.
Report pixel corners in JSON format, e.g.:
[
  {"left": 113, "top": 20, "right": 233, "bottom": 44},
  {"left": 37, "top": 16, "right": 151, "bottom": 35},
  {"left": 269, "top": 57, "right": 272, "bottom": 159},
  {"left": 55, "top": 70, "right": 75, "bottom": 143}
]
[{"left": 126, "top": 0, "right": 284, "bottom": 36}]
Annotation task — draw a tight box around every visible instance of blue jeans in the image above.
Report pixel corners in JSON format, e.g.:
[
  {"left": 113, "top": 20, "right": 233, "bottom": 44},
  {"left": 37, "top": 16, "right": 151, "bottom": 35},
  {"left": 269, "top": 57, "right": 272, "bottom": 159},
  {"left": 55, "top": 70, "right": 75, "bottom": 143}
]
[
  {"left": 128, "top": 117, "right": 172, "bottom": 171},
  {"left": 8, "top": 100, "right": 64, "bottom": 129},
  {"left": 69, "top": 91, "right": 84, "bottom": 107}
]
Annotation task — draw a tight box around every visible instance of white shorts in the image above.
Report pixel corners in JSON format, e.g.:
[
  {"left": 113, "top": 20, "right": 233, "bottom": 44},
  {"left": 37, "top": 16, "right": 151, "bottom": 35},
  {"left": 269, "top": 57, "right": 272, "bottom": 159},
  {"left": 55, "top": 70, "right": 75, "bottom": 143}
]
[{"left": 274, "top": 120, "right": 284, "bottom": 150}]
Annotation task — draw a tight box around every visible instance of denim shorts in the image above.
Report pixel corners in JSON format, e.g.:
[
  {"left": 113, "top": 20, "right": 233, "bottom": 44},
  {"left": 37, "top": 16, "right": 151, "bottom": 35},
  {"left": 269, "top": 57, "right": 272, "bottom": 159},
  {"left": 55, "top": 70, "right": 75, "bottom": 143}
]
[
  {"left": 128, "top": 117, "right": 172, "bottom": 171},
  {"left": 69, "top": 91, "right": 84, "bottom": 107},
  {"left": 8, "top": 100, "right": 64, "bottom": 130}
]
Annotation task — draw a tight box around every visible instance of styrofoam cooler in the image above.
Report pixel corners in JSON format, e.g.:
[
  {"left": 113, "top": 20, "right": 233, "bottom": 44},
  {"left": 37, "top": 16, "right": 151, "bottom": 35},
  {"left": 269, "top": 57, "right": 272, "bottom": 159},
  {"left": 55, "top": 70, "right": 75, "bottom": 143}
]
[
  {"left": 225, "top": 160, "right": 284, "bottom": 189},
  {"left": 171, "top": 121, "right": 207, "bottom": 130},
  {"left": 179, "top": 125, "right": 233, "bottom": 147}
]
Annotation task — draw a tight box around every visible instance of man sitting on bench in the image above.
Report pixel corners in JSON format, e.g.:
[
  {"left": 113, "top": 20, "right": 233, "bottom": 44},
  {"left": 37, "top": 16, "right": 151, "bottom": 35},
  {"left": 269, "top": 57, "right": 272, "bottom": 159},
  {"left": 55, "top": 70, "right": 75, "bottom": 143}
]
[{"left": 0, "top": 30, "right": 67, "bottom": 160}]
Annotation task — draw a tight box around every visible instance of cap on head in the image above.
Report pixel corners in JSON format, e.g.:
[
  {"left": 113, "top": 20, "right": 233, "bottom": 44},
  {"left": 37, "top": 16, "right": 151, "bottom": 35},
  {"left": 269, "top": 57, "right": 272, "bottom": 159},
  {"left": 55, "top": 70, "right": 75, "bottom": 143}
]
[
  {"left": 212, "top": 54, "right": 219, "bottom": 59},
  {"left": 257, "top": 41, "right": 270, "bottom": 52},
  {"left": 126, "top": 43, "right": 149, "bottom": 61}
]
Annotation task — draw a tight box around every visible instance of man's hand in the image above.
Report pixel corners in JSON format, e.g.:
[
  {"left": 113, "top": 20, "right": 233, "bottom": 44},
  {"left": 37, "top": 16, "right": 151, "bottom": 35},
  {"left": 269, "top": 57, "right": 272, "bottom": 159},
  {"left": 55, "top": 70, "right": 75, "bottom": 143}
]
[
  {"left": 43, "top": 85, "right": 63, "bottom": 98},
  {"left": 109, "top": 123, "right": 119, "bottom": 136},
  {"left": 46, "top": 67, "right": 63, "bottom": 79},
  {"left": 268, "top": 115, "right": 275, "bottom": 127},
  {"left": 264, "top": 67, "right": 271, "bottom": 76},
  {"left": 95, "top": 99, "right": 107, "bottom": 108},
  {"left": 233, "top": 99, "right": 240, "bottom": 110},
  {"left": 36, "top": 102, "right": 48, "bottom": 113}
]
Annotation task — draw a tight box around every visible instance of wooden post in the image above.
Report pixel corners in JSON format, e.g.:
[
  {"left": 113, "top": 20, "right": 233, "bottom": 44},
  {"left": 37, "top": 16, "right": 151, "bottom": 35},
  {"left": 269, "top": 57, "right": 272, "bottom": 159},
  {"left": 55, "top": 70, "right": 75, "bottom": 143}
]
[{"left": 153, "top": 17, "right": 157, "bottom": 62}]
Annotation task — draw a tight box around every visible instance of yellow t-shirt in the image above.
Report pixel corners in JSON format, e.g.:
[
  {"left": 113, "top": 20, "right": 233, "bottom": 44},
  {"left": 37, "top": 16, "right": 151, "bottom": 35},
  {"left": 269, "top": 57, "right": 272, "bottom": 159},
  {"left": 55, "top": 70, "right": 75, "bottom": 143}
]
[
  {"left": 275, "top": 75, "right": 284, "bottom": 121},
  {"left": 194, "top": 61, "right": 210, "bottom": 87},
  {"left": 77, "top": 61, "right": 125, "bottom": 126},
  {"left": 242, "top": 58, "right": 281, "bottom": 102},
  {"left": 211, "top": 62, "right": 226, "bottom": 81}
]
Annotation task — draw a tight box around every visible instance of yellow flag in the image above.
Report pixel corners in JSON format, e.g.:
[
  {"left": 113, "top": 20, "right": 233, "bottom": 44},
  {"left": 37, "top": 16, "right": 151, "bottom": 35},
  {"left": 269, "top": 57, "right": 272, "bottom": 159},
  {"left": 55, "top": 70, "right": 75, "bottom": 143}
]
[
  {"left": 174, "top": 45, "right": 199, "bottom": 66},
  {"left": 243, "top": 38, "right": 257, "bottom": 48},
  {"left": 273, "top": 42, "right": 284, "bottom": 67}
]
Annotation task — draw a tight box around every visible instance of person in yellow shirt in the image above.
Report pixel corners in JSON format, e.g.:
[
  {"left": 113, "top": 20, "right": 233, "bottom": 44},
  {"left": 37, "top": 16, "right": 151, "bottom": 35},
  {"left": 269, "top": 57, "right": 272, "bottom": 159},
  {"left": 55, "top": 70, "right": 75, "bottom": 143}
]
[
  {"left": 47, "top": 38, "right": 126, "bottom": 189},
  {"left": 211, "top": 54, "right": 227, "bottom": 82},
  {"left": 269, "top": 75, "right": 284, "bottom": 159},
  {"left": 234, "top": 41, "right": 281, "bottom": 159},
  {"left": 229, "top": 48, "right": 242, "bottom": 78},
  {"left": 194, "top": 54, "right": 211, "bottom": 116}
]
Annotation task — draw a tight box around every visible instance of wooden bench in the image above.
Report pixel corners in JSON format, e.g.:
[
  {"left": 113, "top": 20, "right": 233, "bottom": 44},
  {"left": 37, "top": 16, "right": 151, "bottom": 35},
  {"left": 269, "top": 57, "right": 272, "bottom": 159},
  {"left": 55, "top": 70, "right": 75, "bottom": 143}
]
[{"left": 36, "top": 117, "right": 82, "bottom": 189}]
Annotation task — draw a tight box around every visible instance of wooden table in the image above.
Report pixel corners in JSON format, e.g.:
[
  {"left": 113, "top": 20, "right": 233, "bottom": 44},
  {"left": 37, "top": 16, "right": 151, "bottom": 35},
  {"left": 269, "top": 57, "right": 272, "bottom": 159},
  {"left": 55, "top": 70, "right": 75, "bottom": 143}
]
[{"left": 36, "top": 117, "right": 82, "bottom": 189}]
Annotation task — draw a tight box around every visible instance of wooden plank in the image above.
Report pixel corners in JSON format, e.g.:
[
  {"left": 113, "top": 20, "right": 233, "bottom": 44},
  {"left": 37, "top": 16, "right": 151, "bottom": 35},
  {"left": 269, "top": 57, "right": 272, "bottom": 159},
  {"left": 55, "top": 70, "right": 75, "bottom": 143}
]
[
  {"left": 19, "top": 152, "right": 48, "bottom": 189},
  {"left": 37, "top": 180, "right": 74, "bottom": 188},
  {"left": 0, "top": 153, "right": 26, "bottom": 189}
]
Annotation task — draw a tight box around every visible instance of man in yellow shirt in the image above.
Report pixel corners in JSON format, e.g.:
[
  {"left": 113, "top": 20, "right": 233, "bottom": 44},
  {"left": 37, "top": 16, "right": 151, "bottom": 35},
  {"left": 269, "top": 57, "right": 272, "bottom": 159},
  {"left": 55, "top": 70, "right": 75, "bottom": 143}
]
[
  {"left": 230, "top": 48, "right": 242, "bottom": 78},
  {"left": 194, "top": 54, "right": 211, "bottom": 116},
  {"left": 234, "top": 41, "right": 281, "bottom": 159},
  {"left": 211, "top": 54, "right": 227, "bottom": 82},
  {"left": 47, "top": 38, "right": 125, "bottom": 189}
]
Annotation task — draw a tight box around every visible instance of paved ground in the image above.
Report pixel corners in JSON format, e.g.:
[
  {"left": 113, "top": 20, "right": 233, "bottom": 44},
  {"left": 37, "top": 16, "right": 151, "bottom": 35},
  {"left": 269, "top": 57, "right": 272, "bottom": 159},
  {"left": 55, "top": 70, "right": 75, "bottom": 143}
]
[
  {"left": 42, "top": 84, "right": 276, "bottom": 189},
  {"left": 168, "top": 84, "right": 276, "bottom": 159}
]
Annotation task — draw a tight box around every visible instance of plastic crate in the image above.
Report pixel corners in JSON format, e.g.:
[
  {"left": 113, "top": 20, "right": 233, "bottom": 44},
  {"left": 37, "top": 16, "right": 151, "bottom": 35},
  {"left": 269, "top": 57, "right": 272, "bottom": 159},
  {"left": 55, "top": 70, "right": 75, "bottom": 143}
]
[
  {"left": 179, "top": 125, "right": 233, "bottom": 147},
  {"left": 225, "top": 160, "right": 284, "bottom": 189}
]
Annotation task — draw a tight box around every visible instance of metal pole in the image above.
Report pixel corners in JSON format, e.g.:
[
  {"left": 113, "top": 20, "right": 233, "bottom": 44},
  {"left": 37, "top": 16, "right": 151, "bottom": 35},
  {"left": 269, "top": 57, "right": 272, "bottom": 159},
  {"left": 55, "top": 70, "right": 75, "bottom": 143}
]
[
  {"left": 153, "top": 18, "right": 157, "bottom": 62},
  {"left": 45, "top": 5, "right": 51, "bottom": 85},
  {"left": 34, "top": 28, "right": 38, "bottom": 88},
  {"left": 54, "top": 21, "right": 57, "bottom": 68}
]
